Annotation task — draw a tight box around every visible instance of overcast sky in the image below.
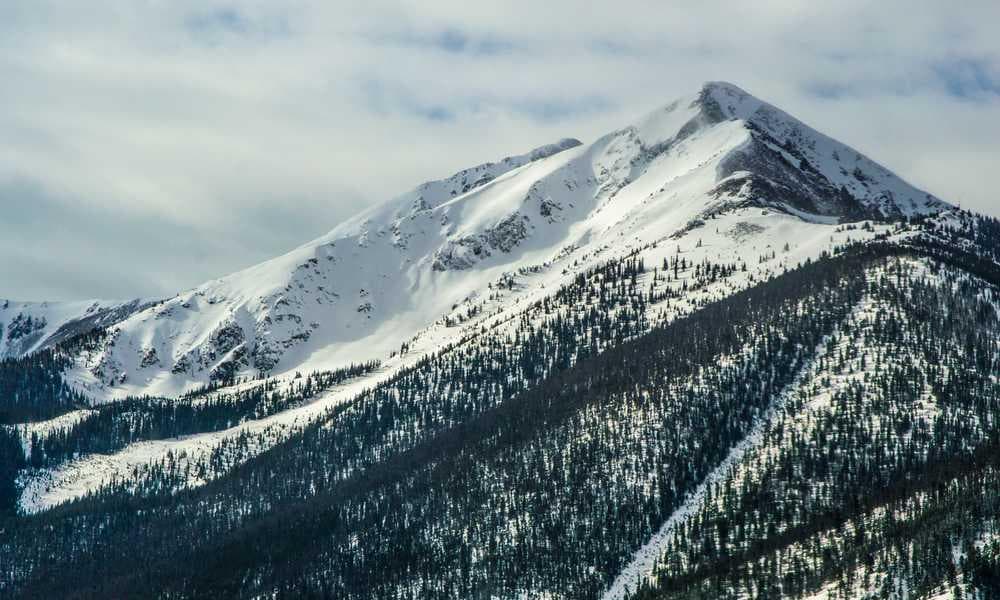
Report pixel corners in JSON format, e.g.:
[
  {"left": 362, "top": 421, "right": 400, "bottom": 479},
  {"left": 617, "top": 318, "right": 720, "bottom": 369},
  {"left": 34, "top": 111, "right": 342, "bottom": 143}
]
[{"left": 2, "top": 1, "right": 999, "bottom": 301}]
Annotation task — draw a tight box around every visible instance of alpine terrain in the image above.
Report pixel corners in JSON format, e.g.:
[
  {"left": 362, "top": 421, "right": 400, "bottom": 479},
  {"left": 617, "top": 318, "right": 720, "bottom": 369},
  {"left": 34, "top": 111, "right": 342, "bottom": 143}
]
[{"left": 2, "top": 81, "right": 1000, "bottom": 599}]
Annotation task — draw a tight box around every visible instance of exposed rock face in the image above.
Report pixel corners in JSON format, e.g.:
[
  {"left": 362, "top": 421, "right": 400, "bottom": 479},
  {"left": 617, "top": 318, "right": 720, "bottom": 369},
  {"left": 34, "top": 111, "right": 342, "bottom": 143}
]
[
  {"left": 139, "top": 347, "right": 160, "bottom": 369},
  {"left": 90, "top": 329, "right": 126, "bottom": 385},
  {"left": 0, "top": 298, "right": 155, "bottom": 360},
  {"left": 702, "top": 81, "right": 945, "bottom": 219},
  {"left": 432, "top": 213, "right": 530, "bottom": 271},
  {"left": 44, "top": 300, "right": 157, "bottom": 350},
  {"left": 713, "top": 134, "right": 874, "bottom": 221},
  {"left": 206, "top": 321, "right": 245, "bottom": 363},
  {"left": 171, "top": 354, "right": 192, "bottom": 375},
  {"left": 5, "top": 314, "right": 47, "bottom": 346},
  {"left": 210, "top": 344, "right": 249, "bottom": 383}
]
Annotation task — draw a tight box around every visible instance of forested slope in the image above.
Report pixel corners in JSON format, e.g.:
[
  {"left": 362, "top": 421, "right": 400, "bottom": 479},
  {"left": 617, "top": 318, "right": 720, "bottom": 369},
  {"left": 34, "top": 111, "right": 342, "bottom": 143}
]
[{"left": 3, "top": 230, "right": 999, "bottom": 599}]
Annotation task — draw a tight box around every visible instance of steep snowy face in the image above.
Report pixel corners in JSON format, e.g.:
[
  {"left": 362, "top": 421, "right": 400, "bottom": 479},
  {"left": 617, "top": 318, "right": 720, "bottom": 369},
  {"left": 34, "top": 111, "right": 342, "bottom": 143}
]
[
  {"left": 65, "top": 82, "right": 950, "bottom": 400},
  {"left": 322, "top": 137, "right": 584, "bottom": 241},
  {"left": 69, "top": 138, "right": 591, "bottom": 398},
  {"left": 698, "top": 82, "right": 946, "bottom": 218}
]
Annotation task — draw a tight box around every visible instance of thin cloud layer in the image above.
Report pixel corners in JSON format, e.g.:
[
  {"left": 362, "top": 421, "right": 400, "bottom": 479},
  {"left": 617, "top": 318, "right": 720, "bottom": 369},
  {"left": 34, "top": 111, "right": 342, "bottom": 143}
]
[{"left": 1, "top": 1, "right": 998, "bottom": 300}]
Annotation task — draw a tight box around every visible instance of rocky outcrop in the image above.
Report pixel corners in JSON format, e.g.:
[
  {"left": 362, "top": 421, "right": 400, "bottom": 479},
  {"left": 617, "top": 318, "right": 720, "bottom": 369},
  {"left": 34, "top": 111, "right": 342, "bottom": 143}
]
[
  {"left": 432, "top": 213, "right": 530, "bottom": 271},
  {"left": 5, "top": 314, "right": 47, "bottom": 345}
]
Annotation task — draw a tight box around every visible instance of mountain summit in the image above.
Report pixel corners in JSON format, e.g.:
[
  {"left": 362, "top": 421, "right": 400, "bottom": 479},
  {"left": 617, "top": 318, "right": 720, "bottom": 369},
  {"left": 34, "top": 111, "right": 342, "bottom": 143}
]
[
  {"left": 7, "top": 81, "right": 1000, "bottom": 600},
  {"left": 2, "top": 82, "right": 948, "bottom": 401},
  {"left": 631, "top": 81, "right": 944, "bottom": 219}
]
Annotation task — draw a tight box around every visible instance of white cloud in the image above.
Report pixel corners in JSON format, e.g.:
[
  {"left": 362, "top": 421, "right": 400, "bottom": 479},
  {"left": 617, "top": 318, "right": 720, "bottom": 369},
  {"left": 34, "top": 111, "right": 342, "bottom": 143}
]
[{"left": 1, "top": 0, "right": 998, "bottom": 300}]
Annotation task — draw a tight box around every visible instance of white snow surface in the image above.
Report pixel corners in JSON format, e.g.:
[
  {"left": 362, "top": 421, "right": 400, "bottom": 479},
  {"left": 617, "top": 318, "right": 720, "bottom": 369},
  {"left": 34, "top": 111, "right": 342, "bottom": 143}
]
[
  {"left": 14, "top": 208, "right": 890, "bottom": 514},
  {"left": 17, "top": 81, "right": 953, "bottom": 513},
  {"left": 59, "top": 82, "right": 947, "bottom": 402}
]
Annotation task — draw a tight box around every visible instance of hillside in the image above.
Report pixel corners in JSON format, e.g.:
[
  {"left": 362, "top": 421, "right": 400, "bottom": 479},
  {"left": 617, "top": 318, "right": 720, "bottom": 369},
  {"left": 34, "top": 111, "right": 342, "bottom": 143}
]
[
  {"left": 3, "top": 82, "right": 998, "bottom": 600},
  {"left": 6, "top": 82, "right": 942, "bottom": 403}
]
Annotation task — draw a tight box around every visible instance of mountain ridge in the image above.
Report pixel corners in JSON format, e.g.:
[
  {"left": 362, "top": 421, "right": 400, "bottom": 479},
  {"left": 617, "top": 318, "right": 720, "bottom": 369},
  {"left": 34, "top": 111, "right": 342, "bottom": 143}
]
[
  {"left": 26, "top": 81, "right": 946, "bottom": 403},
  {"left": 6, "top": 81, "right": 1000, "bottom": 600}
]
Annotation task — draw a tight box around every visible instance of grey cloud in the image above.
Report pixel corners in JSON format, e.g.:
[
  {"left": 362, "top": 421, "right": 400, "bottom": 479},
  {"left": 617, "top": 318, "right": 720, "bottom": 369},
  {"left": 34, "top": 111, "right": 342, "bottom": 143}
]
[
  {"left": 356, "top": 76, "right": 613, "bottom": 124},
  {"left": 368, "top": 27, "right": 517, "bottom": 56},
  {"left": 0, "top": 176, "right": 351, "bottom": 301},
  {"left": 0, "top": 1, "right": 998, "bottom": 300},
  {"left": 933, "top": 57, "right": 1000, "bottom": 99}
]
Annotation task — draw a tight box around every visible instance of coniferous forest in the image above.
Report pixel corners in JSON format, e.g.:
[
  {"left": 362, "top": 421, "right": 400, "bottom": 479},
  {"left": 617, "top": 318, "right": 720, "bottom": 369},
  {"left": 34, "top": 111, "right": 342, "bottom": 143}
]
[{"left": 2, "top": 214, "right": 1000, "bottom": 598}]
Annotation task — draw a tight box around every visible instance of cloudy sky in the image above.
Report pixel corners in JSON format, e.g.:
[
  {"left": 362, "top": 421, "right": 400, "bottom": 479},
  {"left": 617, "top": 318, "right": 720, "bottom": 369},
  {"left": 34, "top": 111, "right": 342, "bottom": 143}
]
[{"left": 2, "top": 1, "right": 999, "bottom": 301}]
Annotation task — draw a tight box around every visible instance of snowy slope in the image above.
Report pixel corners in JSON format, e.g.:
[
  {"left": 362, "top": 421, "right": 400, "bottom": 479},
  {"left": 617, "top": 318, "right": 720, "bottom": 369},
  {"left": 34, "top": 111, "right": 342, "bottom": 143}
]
[
  {"left": 701, "top": 82, "right": 945, "bottom": 218},
  {"left": 600, "top": 257, "right": 1000, "bottom": 599},
  {"left": 0, "top": 298, "right": 151, "bottom": 360},
  {"left": 59, "top": 82, "right": 948, "bottom": 402},
  {"left": 18, "top": 72, "right": 952, "bottom": 507},
  {"left": 19, "top": 209, "right": 901, "bottom": 513}
]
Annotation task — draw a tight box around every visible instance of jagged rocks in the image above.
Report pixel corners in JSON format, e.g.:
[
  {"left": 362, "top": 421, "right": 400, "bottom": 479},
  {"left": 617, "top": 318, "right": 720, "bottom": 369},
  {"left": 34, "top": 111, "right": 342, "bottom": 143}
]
[
  {"left": 209, "top": 344, "right": 249, "bottom": 383},
  {"left": 171, "top": 353, "right": 192, "bottom": 375},
  {"left": 432, "top": 237, "right": 485, "bottom": 271},
  {"left": 432, "top": 213, "right": 530, "bottom": 271},
  {"left": 5, "top": 314, "right": 47, "bottom": 343},
  {"left": 483, "top": 214, "right": 529, "bottom": 253},
  {"left": 90, "top": 329, "right": 126, "bottom": 385},
  {"left": 139, "top": 347, "right": 160, "bottom": 368},
  {"left": 715, "top": 133, "right": 874, "bottom": 222},
  {"left": 528, "top": 181, "right": 564, "bottom": 222},
  {"left": 206, "top": 321, "right": 245, "bottom": 361},
  {"left": 727, "top": 221, "right": 767, "bottom": 241}
]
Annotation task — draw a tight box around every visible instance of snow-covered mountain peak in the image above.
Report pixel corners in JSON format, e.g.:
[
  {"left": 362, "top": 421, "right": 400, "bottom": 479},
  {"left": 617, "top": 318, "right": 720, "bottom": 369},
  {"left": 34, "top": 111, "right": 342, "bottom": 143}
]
[
  {"left": 44, "top": 83, "right": 953, "bottom": 400},
  {"left": 702, "top": 82, "right": 947, "bottom": 218},
  {"left": 625, "top": 81, "right": 754, "bottom": 147}
]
